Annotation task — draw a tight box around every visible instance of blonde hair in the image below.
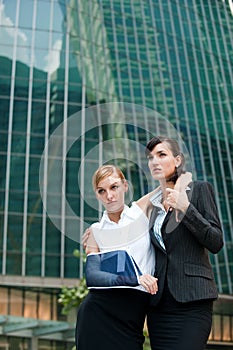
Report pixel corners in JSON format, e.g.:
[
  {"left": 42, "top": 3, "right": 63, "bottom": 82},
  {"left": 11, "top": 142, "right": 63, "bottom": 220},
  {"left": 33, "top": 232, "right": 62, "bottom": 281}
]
[{"left": 92, "top": 165, "right": 126, "bottom": 190}]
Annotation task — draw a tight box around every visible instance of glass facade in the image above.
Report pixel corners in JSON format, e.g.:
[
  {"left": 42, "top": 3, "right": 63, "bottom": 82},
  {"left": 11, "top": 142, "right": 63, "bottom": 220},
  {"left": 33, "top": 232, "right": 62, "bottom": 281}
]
[{"left": 0, "top": 0, "right": 232, "bottom": 348}]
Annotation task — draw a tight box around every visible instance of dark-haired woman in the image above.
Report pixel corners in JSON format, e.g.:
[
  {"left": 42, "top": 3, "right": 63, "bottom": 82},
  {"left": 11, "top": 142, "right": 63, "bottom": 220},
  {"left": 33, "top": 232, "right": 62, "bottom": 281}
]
[{"left": 145, "top": 136, "right": 223, "bottom": 350}]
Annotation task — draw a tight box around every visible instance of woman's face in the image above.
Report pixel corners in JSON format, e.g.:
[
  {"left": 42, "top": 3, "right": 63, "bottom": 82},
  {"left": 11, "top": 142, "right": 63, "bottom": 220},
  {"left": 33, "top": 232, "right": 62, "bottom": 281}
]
[
  {"left": 95, "top": 171, "right": 128, "bottom": 213},
  {"left": 147, "top": 142, "right": 181, "bottom": 181}
]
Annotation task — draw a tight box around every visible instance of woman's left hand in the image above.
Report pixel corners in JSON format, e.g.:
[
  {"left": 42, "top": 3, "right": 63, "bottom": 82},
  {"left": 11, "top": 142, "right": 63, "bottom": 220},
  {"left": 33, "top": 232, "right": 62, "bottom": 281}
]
[{"left": 139, "top": 275, "right": 158, "bottom": 295}]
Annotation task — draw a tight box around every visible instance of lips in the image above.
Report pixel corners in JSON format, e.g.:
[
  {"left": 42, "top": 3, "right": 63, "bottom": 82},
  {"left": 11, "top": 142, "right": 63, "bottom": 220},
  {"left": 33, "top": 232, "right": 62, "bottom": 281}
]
[
  {"left": 106, "top": 201, "right": 120, "bottom": 209},
  {"left": 152, "top": 168, "right": 161, "bottom": 173}
]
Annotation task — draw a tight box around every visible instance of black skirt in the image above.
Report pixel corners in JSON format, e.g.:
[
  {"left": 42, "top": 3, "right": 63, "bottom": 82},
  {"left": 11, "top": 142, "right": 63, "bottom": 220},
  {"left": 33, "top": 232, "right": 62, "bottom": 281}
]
[
  {"left": 75, "top": 288, "right": 150, "bottom": 350},
  {"left": 147, "top": 283, "right": 213, "bottom": 350}
]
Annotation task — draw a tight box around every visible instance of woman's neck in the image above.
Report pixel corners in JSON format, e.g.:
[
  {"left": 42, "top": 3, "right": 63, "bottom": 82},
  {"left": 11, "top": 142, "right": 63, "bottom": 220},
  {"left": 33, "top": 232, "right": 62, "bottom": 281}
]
[
  {"left": 159, "top": 179, "right": 175, "bottom": 191},
  {"left": 107, "top": 210, "right": 123, "bottom": 223}
]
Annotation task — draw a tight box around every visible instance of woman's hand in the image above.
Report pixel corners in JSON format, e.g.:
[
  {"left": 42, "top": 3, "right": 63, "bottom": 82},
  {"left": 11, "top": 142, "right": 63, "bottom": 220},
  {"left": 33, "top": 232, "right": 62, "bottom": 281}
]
[
  {"left": 165, "top": 187, "right": 190, "bottom": 213},
  {"left": 82, "top": 228, "right": 99, "bottom": 254},
  {"left": 81, "top": 228, "right": 91, "bottom": 247},
  {"left": 165, "top": 172, "right": 192, "bottom": 221},
  {"left": 175, "top": 171, "right": 192, "bottom": 191},
  {"left": 139, "top": 274, "right": 158, "bottom": 295}
]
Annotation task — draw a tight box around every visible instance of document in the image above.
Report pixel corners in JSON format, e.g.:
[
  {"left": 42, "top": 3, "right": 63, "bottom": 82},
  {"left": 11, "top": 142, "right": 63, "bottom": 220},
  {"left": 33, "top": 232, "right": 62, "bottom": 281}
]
[{"left": 92, "top": 212, "right": 148, "bottom": 250}]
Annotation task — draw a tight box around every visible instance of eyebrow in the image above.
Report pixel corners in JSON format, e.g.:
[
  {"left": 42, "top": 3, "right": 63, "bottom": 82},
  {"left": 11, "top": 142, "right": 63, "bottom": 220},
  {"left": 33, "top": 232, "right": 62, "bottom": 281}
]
[
  {"left": 96, "top": 181, "right": 120, "bottom": 189},
  {"left": 147, "top": 149, "right": 167, "bottom": 156}
]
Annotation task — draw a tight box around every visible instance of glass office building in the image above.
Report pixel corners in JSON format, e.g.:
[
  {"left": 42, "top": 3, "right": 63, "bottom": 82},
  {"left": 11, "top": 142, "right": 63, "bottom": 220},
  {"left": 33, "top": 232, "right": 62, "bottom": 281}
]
[{"left": 0, "top": 0, "right": 232, "bottom": 349}]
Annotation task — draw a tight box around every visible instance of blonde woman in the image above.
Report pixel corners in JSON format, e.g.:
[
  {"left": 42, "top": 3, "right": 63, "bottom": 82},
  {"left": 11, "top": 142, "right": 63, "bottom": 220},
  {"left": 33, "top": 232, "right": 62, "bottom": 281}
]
[{"left": 76, "top": 165, "right": 157, "bottom": 350}]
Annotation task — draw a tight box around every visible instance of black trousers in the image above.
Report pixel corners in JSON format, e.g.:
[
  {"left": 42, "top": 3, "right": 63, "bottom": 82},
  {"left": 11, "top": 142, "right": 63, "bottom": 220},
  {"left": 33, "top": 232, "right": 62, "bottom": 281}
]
[
  {"left": 147, "top": 284, "right": 213, "bottom": 350},
  {"left": 76, "top": 288, "right": 150, "bottom": 350}
]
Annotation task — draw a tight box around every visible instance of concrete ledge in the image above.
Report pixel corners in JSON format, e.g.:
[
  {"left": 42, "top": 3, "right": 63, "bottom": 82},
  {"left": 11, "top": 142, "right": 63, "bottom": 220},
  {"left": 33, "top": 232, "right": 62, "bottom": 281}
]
[{"left": 0, "top": 275, "right": 79, "bottom": 288}]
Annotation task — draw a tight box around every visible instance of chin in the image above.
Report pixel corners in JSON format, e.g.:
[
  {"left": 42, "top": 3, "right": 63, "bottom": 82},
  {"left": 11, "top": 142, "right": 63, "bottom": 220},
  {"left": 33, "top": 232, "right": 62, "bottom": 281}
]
[
  {"left": 107, "top": 205, "right": 123, "bottom": 212},
  {"left": 152, "top": 174, "right": 165, "bottom": 181}
]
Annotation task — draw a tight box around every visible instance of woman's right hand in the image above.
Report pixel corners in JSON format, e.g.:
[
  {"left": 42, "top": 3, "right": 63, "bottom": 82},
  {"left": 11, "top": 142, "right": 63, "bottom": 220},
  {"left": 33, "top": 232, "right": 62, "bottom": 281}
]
[
  {"left": 139, "top": 274, "right": 158, "bottom": 295},
  {"left": 166, "top": 172, "right": 192, "bottom": 212}
]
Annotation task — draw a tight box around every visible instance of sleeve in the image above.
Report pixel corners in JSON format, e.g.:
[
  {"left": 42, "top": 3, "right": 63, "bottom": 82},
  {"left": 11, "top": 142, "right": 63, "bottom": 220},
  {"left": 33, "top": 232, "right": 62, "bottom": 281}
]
[
  {"left": 85, "top": 250, "right": 141, "bottom": 288},
  {"left": 181, "top": 181, "right": 224, "bottom": 254}
]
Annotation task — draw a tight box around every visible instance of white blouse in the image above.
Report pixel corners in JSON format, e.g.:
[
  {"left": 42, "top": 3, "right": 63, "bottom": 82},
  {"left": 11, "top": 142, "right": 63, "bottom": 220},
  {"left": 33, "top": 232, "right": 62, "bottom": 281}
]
[{"left": 91, "top": 202, "right": 155, "bottom": 292}]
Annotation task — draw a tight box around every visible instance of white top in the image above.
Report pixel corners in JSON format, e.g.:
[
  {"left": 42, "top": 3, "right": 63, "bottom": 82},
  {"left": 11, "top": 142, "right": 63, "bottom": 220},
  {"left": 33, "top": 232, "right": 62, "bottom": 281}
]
[
  {"left": 91, "top": 202, "right": 155, "bottom": 292},
  {"left": 150, "top": 190, "right": 166, "bottom": 249}
]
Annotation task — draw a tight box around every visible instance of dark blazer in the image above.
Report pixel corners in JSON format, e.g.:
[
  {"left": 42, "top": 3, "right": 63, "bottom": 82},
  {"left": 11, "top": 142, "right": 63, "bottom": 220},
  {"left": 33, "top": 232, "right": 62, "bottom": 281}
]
[{"left": 149, "top": 180, "right": 223, "bottom": 306}]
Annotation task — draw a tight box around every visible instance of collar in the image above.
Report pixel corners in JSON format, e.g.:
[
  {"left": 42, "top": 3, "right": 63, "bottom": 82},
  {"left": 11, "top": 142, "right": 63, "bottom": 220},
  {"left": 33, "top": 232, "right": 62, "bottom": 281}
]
[{"left": 150, "top": 189, "right": 164, "bottom": 210}]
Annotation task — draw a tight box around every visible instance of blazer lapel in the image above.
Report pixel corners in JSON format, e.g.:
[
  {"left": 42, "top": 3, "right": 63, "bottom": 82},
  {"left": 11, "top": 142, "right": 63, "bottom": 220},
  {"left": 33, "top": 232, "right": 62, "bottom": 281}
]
[{"left": 162, "top": 209, "right": 176, "bottom": 235}]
